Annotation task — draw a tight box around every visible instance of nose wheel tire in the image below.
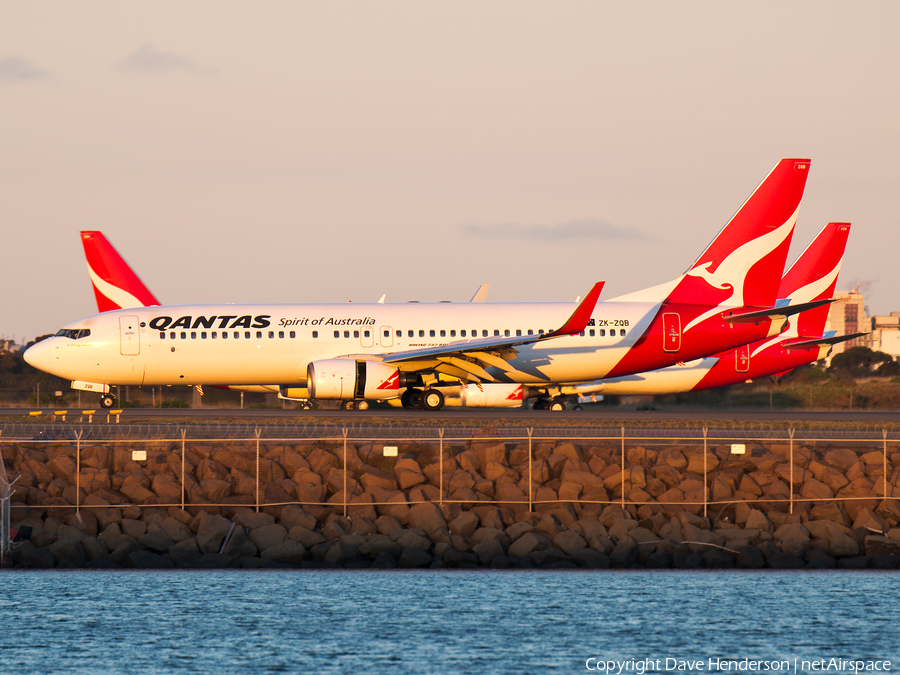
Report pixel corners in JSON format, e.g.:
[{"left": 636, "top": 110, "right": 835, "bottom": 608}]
[
  {"left": 99, "top": 394, "right": 116, "bottom": 409},
  {"left": 343, "top": 400, "right": 357, "bottom": 410},
  {"left": 549, "top": 399, "right": 566, "bottom": 411},
  {"left": 422, "top": 389, "right": 444, "bottom": 411}
]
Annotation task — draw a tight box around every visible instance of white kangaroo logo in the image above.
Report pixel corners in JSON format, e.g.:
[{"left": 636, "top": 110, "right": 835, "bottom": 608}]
[{"left": 682, "top": 205, "right": 799, "bottom": 332}]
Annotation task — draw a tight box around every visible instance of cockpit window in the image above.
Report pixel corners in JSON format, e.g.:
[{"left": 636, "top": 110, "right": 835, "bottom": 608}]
[{"left": 55, "top": 328, "right": 91, "bottom": 340}]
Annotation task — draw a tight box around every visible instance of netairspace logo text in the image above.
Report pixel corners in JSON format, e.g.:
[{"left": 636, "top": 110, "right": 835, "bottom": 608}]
[{"left": 585, "top": 658, "right": 892, "bottom": 674}]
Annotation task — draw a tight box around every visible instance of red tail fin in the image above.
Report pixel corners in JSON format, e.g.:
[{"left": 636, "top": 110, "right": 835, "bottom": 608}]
[
  {"left": 778, "top": 222, "right": 850, "bottom": 337},
  {"left": 80, "top": 231, "right": 161, "bottom": 311},
  {"left": 670, "top": 159, "right": 810, "bottom": 315}
]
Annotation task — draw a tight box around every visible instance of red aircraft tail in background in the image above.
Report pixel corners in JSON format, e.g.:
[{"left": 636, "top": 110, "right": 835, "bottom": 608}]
[{"left": 80, "top": 231, "right": 160, "bottom": 312}]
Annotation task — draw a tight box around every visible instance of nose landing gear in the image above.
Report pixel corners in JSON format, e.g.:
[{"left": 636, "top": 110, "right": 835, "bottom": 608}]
[{"left": 99, "top": 394, "right": 117, "bottom": 409}]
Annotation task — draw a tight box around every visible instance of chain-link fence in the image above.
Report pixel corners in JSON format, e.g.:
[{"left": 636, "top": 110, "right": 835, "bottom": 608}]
[{"left": 2, "top": 428, "right": 897, "bottom": 524}]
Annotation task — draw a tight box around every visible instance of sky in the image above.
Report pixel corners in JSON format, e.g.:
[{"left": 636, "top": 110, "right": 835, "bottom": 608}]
[{"left": 2, "top": 1, "right": 899, "bottom": 343}]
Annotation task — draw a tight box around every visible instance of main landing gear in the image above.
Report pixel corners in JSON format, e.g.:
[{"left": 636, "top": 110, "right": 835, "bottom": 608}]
[
  {"left": 342, "top": 400, "right": 370, "bottom": 411},
  {"left": 99, "top": 393, "right": 117, "bottom": 409},
  {"left": 533, "top": 397, "right": 566, "bottom": 411},
  {"left": 401, "top": 388, "right": 444, "bottom": 411}
]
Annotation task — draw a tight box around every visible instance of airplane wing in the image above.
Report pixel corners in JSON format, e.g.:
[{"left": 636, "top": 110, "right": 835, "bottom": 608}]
[{"left": 379, "top": 282, "right": 604, "bottom": 381}]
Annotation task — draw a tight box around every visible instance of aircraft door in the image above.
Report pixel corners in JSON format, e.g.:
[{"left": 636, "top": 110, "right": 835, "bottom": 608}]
[
  {"left": 380, "top": 326, "right": 393, "bottom": 348},
  {"left": 119, "top": 315, "right": 140, "bottom": 355},
  {"left": 735, "top": 343, "right": 750, "bottom": 373},
  {"left": 361, "top": 328, "right": 374, "bottom": 348},
  {"left": 662, "top": 313, "right": 681, "bottom": 353}
]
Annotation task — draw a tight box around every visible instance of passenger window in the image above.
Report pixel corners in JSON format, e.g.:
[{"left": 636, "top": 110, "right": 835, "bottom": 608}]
[
  {"left": 279, "top": 331, "right": 285, "bottom": 338},
  {"left": 408, "top": 330, "right": 414, "bottom": 338},
  {"left": 364, "top": 330, "right": 370, "bottom": 338},
  {"left": 384, "top": 330, "right": 390, "bottom": 338},
  {"left": 202, "top": 332, "right": 207, "bottom": 339},
  {"left": 516, "top": 329, "right": 521, "bottom": 337},
  {"left": 160, "top": 332, "right": 166, "bottom": 339},
  {"left": 289, "top": 331, "right": 295, "bottom": 338},
  {"left": 589, "top": 329, "right": 595, "bottom": 337},
  {"left": 396, "top": 330, "right": 401, "bottom": 337},
  {"left": 450, "top": 330, "right": 456, "bottom": 337},
  {"left": 504, "top": 330, "right": 510, "bottom": 337},
  {"left": 247, "top": 331, "right": 252, "bottom": 339},
  {"left": 354, "top": 330, "right": 360, "bottom": 338},
  {"left": 440, "top": 330, "right": 445, "bottom": 337},
  {"left": 579, "top": 331, "right": 585, "bottom": 337},
  {"left": 430, "top": 330, "right": 436, "bottom": 337},
  {"left": 482, "top": 330, "right": 488, "bottom": 337},
  {"left": 334, "top": 331, "right": 340, "bottom": 338},
  {"left": 528, "top": 329, "right": 533, "bottom": 335},
  {"left": 191, "top": 332, "right": 197, "bottom": 339},
  {"left": 212, "top": 332, "right": 218, "bottom": 339},
  {"left": 222, "top": 332, "right": 228, "bottom": 339},
  {"left": 419, "top": 330, "right": 425, "bottom": 337},
  {"left": 312, "top": 331, "right": 318, "bottom": 338},
  {"left": 170, "top": 332, "right": 176, "bottom": 339},
  {"left": 343, "top": 331, "right": 349, "bottom": 338},
  {"left": 234, "top": 331, "right": 239, "bottom": 339},
  {"left": 620, "top": 329, "right": 626, "bottom": 336},
  {"left": 494, "top": 330, "right": 500, "bottom": 337},
  {"left": 600, "top": 329, "right": 606, "bottom": 336},
  {"left": 461, "top": 330, "right": 467, "bottom": 337},
  {"left": 538, "top": 330, "right": 544, "bottom": 335},
  {"left": 268, "top": 331, "right": 274, "bottom": 339}
]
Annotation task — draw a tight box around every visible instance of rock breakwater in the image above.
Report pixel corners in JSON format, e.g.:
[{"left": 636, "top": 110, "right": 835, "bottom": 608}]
[{"left": 4, "top": 436, "right": 900, "bottom": 569}]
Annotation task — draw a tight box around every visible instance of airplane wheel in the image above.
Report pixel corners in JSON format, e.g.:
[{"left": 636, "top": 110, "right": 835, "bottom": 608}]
[
  {"left": 533, "top": 399, "right": 548, "bottom": 411},
  {"left": 357, "top": 400, "right": 370, "bottom": 411},
  {"left": 422, "top": 389, "right": 444, "bottom": 411},
  {"left": 343, "top": 400, "right": 357, "bottom": 410},
  {"left": 573, "top": 405, "right": 584, "bottom": 411},
  {"left": 402, "top": 389, "right": 423, "bottom": 409},
  {"left": 100, "top": 394, "right": 116, "bottom": 409},
  {"left": 549, "top": 399, "right": 566, "bottom": 411}
]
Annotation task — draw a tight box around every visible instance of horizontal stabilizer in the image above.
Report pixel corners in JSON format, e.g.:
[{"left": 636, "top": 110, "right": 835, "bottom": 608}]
[
  {"left": 782, "top": 332, "right": 868, "bottom": 350},
  {"left": 723, "top": 298, "right": 835, "bottom": 324}
]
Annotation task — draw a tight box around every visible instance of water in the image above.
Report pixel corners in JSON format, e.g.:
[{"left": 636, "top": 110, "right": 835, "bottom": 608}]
[{"left": 1, "top": 570, "right": 898, "bottom": 674}]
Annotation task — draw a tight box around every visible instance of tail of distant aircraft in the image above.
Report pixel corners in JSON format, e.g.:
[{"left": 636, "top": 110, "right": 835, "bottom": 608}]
[
  {"left": 80, "top": 231, "right": 160, "bottom": 311},
  {"left": 776, "top": 222, "right": 849, "bottom": 338}
]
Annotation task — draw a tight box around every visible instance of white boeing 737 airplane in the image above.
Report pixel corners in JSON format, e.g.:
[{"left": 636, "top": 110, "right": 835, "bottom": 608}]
[{"left": 26, "top": 159, "right": 819, "bottom": 410}]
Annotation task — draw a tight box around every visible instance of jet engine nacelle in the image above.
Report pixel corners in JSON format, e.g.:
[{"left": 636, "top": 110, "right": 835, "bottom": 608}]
[
  {"left": 306, "top": 359, "right": 401, "bottom": 400},
  {"left": 455, "top": 383, "right": 524, "bottom": 408}
]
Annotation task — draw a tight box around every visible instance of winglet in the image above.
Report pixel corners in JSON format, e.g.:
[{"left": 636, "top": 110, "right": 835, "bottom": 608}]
[
  {"left": 545, "top": 282, "right": 604, "bottom": 338},
  {"left": 470, "top": 283, "right": 490, "bottom": 302}
]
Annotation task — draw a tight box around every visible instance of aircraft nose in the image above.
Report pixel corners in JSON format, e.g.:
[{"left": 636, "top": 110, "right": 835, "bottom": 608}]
[{"left": 23, "top": 339, "right": 51, "bottom": 372}]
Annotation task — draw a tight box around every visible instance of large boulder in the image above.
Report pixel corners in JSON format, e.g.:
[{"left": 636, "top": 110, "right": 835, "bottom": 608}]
[{"left": 407, "top": 502, "right": 447, "bottom": 534}]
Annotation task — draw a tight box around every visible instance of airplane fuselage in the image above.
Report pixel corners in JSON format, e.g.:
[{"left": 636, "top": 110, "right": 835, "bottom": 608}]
[{"left": 30, "top": 297, "right": 782, "bottom": 389}]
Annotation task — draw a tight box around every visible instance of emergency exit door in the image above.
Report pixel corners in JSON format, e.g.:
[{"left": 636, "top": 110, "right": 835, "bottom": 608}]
[
  {"left": 119, "top": 315, "right": 140, "bottom": 355},
  {"left": 663, "top": 313, "right": 681, "bottom": 353},
  {"left": 735, "top": 343, "right": 750, "bottom": 373}
]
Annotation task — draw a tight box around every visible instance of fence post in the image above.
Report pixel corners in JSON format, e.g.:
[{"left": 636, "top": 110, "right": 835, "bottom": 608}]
[
  {"left": 884, "top": 428, "right": 889, "bottom": 498},
  {"left": 255, "top": 428, "right": 261, "bottom": 514},
  {"left": 439, "top": 428, "right": 444, "bottom": 508},
  {"left": 75, "top": 430, "right": 82, "bottom": 515},
  {"left": 703, "top": 427, "right": 708, "bottom": 520},
  {"left": 789, "top": 428, "right": 795, "bottom": 515},
  {"left": 528, "top": 427, "right": 533, "bottom": 513},
  {"left": 621, "top": 426, "right": 626, "bottom": 509},
  {"left": 181, "top": 429, "right": 187, "bottom": 511},
  {"left": 343, "top": 428, "right": 348, "bottom": 519}
]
